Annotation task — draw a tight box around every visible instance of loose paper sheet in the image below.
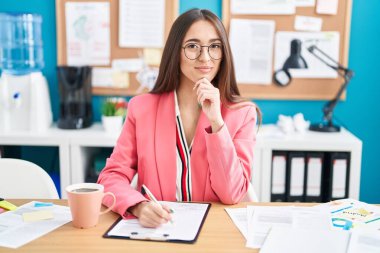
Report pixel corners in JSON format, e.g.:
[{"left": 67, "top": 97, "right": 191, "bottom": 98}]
[
  {"left": 65, "top": 2, "right": 110, "bottom": 66},
  {"left": 229, "top": 19, "right": 275, "bottom": 85},
  {"left": 347, "top": 230, "right": 380, "bottom": 253},
  {"left": 119, "top": 0, "right": 165, "bottom": 48},
  {"left": 246, "top": 206, "right": 332, "bottom": 249},
  {"left": 225, "top": 208, "right": 248, "bottom": 239},
  {"left": 314, "top": 199, "right": 380, "bottom": 231},
  {"left": 274, "top": 31, "right": 340, "bottom": 78},
  {"left": 260, "top": 227, "right": 350, "bottom": 253},
  {"left": 0, "top": 201, "right": 71, "bottom": 249}
]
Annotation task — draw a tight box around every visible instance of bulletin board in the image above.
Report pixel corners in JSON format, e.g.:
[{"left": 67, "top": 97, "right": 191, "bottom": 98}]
[
  {"left": 222, "top": 0, "right": 352, "bottom": 100},
  {"left": 56, "top": 0, "right": 178, "bottom": 96}
]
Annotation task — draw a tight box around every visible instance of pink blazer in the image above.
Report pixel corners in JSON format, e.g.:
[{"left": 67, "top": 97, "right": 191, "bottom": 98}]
[{"left": 98, "top": 91, "right": 257, "bottom": 217}]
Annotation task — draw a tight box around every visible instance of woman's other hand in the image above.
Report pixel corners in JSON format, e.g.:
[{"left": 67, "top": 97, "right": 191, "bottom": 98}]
[{"left": 194, "top": 77, "right": 224, "bottom": 132}]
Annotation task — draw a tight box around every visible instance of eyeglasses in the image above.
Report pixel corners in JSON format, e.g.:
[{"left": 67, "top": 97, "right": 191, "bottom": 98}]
[{"left": 182, "top": 43, "right": 223, "bottom": 60}]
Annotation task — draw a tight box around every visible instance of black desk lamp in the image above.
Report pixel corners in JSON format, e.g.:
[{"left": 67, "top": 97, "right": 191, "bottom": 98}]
[
  {"left": 307, "top": 45, "right": 354, "bottom": 132},
  {"left": 274, "top": 39, "right": 308, "bottom": 87}
]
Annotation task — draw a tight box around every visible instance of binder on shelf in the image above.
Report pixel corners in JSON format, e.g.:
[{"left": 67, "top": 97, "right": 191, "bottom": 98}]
[
  {"left": 271, "top": 151, "right": 288, "bottom": 202},
  {"left": 326, "top": 152, "right": 350, "bottom": 201},
  {"left": 287, "top": 152, "right": 306, "bottom": 202},
  {"left": 305, "top": 152, "right": 324, "bottom": 202}
]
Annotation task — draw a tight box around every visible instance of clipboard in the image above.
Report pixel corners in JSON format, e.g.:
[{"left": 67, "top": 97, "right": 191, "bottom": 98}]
[{"left": 103, "top": 202, "right": 211, "bottom": 244}]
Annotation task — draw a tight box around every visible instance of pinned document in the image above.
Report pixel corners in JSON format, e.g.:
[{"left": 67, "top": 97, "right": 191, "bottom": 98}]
[
  {"left": 294, "top": 16, "right": 323, "bottom": 32},
  {"left": 65, "top": 2, "right": 110, "bottom": 65},
  {"left": 143, "top": 48, "right": 162, "bottom": 66},
  {"left": 316, "top": 0, "right": 339, "bottom": 15},
  {"left": 230, "top": 0, "right": 295, "bottom": 15},
  {"left": 119, "top": 0, "right": 165, "bottom": 48},
  {"left": 229, "top": 19, "right": 275, "bottom": 85}
]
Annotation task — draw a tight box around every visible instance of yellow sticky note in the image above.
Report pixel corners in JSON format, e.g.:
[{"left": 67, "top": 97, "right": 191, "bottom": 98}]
[
  {"left": 0, "top": 200, "right": 17, "bottom": 211},
  {"left": 143, "top": 48, "right": 162, "bottom": 66},
  {"left": 23, "top": 210, "right": 53, "bottom": 222},
  {"left": 112, "top": 71, "right": 130, "bottom": 88}
]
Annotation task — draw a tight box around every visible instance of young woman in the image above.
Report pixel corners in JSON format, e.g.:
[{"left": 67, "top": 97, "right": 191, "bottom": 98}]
[{"left": 98, "top": 8, "right": 261, "bottom": 228}]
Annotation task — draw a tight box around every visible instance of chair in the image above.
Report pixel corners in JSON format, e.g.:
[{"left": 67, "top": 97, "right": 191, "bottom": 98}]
[
  {"left": 0, "top": 158, "right": 59, "bottom": 199},
  {"left": 241, "top": 182, "right": 259, "bottom": 202}
]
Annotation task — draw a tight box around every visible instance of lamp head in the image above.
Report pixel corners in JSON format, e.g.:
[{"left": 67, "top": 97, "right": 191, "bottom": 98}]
[
  {"left": 273, "top": 39, "right": 308, "bottom": 87},
  {"left": 283, "top": 39, "right": 308, "bottom": 69}
]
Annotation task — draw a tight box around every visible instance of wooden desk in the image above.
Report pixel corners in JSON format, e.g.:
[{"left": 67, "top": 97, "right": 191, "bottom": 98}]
[{"left": 0, "top": 200, "right": 315, "bottom": 253}]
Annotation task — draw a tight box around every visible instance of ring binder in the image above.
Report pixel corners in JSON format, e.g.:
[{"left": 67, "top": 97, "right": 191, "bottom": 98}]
[
  {"left": 287, "top": 152, "right": 306, "bottom": 202},
  {"left": 305, "top": 152, "right": 324, "bottom": 202},
  {"left": 271, "top": 151, "right": 287, "bottom": 202}
]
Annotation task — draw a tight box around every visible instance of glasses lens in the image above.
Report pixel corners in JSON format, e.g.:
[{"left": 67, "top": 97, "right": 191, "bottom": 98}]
[
  {"left": 183, "top": 43, "right": 223, "bottom": 60},
  {"left": 184, "top": 44, "right": 200, "bottom": 60},
  {"left": 209, "top": 43, "right": 222, "bottom": 60}
]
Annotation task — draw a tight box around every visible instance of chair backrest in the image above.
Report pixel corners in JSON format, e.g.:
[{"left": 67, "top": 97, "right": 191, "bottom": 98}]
[
  {"left": 0, "top": 158, "right": 59, "bottom": 199},
  {"left": 241, "top": 182, "right": 259, "bottom": 202}
]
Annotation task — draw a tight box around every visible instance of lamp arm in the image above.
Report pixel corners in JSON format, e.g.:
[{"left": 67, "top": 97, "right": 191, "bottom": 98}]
[
  {"left": 322, "top": 71, "right": 353, "bottom": 124},
  {"left": 307, "top": 45, "right": 354, "bottom": 125}
]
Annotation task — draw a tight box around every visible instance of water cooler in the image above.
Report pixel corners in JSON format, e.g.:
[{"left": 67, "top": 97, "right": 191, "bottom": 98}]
[{"left": 0, "top": 13, "right": 52, "bottom": 132}]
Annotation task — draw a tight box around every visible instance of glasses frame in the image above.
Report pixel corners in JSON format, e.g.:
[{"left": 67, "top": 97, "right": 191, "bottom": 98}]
[{"left": 181, "top": 43, "right": 223, "bottom": 60}]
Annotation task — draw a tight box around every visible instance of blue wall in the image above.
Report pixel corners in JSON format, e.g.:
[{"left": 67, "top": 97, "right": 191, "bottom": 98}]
[{"left": 1, "top": 0, "right": 379, "bottom": 202}]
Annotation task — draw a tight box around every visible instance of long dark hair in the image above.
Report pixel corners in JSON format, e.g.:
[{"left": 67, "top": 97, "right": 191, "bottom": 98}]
[{"left": 150, "top": 8, "right": 261, "bottom": 124}]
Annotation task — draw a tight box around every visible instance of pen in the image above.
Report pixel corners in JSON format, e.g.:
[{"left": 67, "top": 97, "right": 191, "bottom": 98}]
[{"left": 142, "top": 184, "right": 174, "bottom": 214}]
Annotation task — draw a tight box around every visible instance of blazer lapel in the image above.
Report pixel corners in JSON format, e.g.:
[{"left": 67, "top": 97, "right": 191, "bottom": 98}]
[{"left": 154, "top": 91, "right": 177, "bottom": 201}]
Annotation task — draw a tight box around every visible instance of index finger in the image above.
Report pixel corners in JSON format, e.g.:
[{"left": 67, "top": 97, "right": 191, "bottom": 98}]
[
  {"left": 194, "top": 78, "right": 212, "bottom": 90},
  {"left": 150, "top": 202, "right": 172, "bottom": 221}
]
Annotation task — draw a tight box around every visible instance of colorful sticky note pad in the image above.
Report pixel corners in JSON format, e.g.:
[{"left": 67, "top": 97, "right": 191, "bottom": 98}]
[{"left": 0, "top": 200, "right": 18, "bottom": 211}]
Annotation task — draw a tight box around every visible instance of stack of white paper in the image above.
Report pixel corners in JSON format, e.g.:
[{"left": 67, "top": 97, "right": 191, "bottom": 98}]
[{"left": 225, "top": 199, "right": 380, "bottom": 252}]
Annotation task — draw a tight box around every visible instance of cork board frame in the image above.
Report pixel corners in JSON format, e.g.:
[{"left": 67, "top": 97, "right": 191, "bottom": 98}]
[
  {"left": 56, "top": 0, "right": 178, "bottom": 96},
  {"left": 222, "top": 0, "right": 352, "bottom": 100}
]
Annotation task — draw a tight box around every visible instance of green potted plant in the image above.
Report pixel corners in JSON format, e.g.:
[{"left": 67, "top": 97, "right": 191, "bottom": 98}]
[{"left": 101, "top": 97, "right": 128, "bottom": 134}]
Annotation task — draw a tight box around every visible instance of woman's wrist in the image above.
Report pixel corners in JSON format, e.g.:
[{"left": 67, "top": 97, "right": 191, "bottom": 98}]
[
  {"left": 210, "top": 118, "right": 224, "bottom": 133},
  {"left": 127, "top": 201, "right": 149, "bottom": 217}
]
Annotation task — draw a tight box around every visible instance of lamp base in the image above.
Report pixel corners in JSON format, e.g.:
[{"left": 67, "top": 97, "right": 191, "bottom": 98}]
[{"left": 309, "top": 123, "right": 341, "bottom": 132}]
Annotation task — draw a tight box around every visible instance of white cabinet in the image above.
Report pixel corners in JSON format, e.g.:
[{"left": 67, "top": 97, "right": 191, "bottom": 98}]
[
  {"left": 0, "top": 124, "right": 362, "bottom": 200},
  {"left": 253, "top": 125, "right": 362, "bottom": 201}
]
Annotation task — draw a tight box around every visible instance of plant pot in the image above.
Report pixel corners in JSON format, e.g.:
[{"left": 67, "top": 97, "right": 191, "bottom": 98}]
[{"left": 101, "top": 115, "right": 123, "bottom": 135}]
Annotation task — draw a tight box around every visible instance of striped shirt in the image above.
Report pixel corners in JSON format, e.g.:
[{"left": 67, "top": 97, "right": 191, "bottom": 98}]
[{"left": 174, "top": 92, "right": 192, "bottom": 201}]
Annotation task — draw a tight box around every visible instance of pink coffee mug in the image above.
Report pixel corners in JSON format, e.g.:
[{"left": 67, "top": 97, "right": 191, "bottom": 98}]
[{"left": 66, "top": 183, "right": 116, "bottom": 229}]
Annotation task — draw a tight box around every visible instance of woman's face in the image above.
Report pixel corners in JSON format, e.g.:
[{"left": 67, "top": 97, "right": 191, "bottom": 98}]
[{"left": 180, "top": 20, "right": 222, "bottom": 85}]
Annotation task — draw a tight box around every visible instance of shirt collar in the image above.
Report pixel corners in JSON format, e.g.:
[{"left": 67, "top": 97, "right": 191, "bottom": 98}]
[{"left": 174, "top": 90, "right": 180, "bottom": 117}]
